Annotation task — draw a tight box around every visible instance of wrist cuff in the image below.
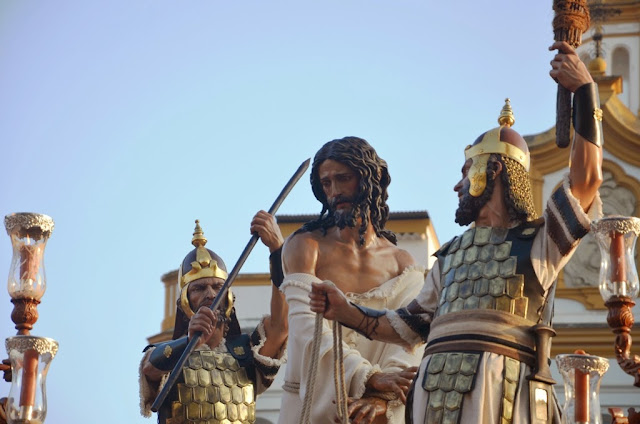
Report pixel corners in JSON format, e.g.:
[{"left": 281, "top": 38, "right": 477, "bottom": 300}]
[
  {"left": 572, "top": 82, "right": 603, "bottom": 148},
  {"left": 269, "top": 247, "right": 284, "bottom": 288},
  {"left": 147, "top": 337, "right": 188, "bottom": 371}
]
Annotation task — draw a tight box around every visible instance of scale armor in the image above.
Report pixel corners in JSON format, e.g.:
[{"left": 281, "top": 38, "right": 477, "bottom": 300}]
[
  {"left": 418, "top": 221, "right": 545, "bottom": 424},
  {"left": 436, "top": 223, "right": 544, "bottom": 322},
  {"left": 164, "top": 350, "right": 256, "bottom": 424}
]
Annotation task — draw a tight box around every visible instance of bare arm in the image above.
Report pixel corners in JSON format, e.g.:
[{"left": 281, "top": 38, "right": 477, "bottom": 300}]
[
  {"left": 250, "top": 210, "right": 288, "bottom": 357},
  {"left": 258, "top": 284, "right": 288, "bottom": 358},
  {"left": 550, "top": 41, "right": 603, "bottom": 211}
]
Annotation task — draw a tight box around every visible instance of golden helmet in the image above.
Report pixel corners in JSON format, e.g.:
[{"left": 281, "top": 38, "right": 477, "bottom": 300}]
[
  {"left": 177, "top": 220, "right": 232, "bottom": 319},
  {"left": 464, "top": 98, "right": 530, "bottom": 197}
]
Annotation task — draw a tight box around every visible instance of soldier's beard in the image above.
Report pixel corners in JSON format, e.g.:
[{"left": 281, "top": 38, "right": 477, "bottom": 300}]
[{"left": 454, "top": 178, "right": 495, "bottom": 226}]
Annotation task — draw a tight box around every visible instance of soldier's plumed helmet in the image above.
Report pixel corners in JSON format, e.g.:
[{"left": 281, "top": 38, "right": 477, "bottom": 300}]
[{"left": 464, "top": 99, "right": 536, "bottom": 221}]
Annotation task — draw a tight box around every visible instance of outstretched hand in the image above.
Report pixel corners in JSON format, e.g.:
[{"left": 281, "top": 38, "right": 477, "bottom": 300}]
[
  {"left": 251, "top": 210, "right": 284, "bottom": 253},
  {"left": 366, "top": 367, "right": 418, "bottom": 404},
  {"left": 310, "top": 281, "right": 351, "bottom": 322},
  {"left": 549, "top": 41, "right": 593, "bottom": 92}
]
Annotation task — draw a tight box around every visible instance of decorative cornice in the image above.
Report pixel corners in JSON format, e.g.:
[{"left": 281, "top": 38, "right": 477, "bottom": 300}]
[
  {"left": 147, "top": 329, "right": 173, "bottom": 345},
  {"left": 586, "top": 0, "right": 640, "bottom": 24},
  {"left": 233, "top": 273, "right": 271, "bottom": 287},
  {"left": 552, "top": 323, "right": 640, "bottom": 358},
  {"left": 526, "top": 128, "right": 571, "bottom": 176},
  {"left": 600, "top": 96, "right": 640, "bottom": 167},
  {"left": 276, "top": 211, "right": 432, "bottom": 239},
  {"left": 161, "top": 270, "right": 178, "bottom": 285},
  {"left": 276, "top": 211, "right": 430, "bottom": 223},
  {"left": 395, "top": 232, "right": 427, "bottom": 241},
  {"left": 557, "top": 281, "right": 607, "bottom": 310}
]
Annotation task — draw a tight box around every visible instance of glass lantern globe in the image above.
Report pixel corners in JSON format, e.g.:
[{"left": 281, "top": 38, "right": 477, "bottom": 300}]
[
  {"left": 4, "top": 336, "right": 58, "bottom": 424},
  {"left": 591, "top": 216, "right": 640, "bottom": 301},
  {"left": 4, "top": 213, "right": 54, "bottom": 301},
  {"left": 556, "top": 353, "right": 609, "bottom": 424}
]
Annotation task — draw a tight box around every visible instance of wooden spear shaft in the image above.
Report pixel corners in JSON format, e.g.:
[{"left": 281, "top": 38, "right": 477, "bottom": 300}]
[{"left": 151, "top": 158, "right": 310, "bottom": 412}]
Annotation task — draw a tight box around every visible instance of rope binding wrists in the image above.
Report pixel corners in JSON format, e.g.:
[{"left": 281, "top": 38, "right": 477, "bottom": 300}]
[{"left": 343, "top": 302, "right": 385, "bottom": 340}]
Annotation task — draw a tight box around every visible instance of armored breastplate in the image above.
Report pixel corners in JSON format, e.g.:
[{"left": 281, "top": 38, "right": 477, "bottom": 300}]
[
  {"left": 435, "top": 222, "right": 545, "bottom": 323},
  {"left": 165, "top": 350, "right": 256, "bottom": 424}
]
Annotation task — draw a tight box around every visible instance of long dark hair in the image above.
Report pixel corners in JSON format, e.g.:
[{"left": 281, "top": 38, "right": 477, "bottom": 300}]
[{"left": 296, "top": 136, "right": 396, "bottom": 245}]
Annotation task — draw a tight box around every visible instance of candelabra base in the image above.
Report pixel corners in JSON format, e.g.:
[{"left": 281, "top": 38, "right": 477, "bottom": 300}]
[
  {"left": 604, "top": 296, "right": 640, "bottom": 387},
  {"left": 10, "top": 299, "right": 40, "bottom": 336}
]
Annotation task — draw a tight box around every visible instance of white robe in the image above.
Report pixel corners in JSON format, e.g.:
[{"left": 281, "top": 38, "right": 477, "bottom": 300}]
[{"left": 279, "top": 267, "right": 426, "bottom": 424}]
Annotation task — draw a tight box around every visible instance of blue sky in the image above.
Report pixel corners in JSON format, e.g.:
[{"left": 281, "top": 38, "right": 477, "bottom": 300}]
[{"left": 0, "top": 2, "right": 566, "bottom": 422}]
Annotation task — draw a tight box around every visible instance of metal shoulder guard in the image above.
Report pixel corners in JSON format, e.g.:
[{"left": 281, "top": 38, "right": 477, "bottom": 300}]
[
  {"left": 147, "top": 337, "right": 189, "bottom": 371},
  {"left": 269, "top": 246, "right": 284, "bottom": 288},
  {"left": 344, "top": 302, "right": 386, "bottom": 340},
  {"left": 573, "top": 82, "right": 603, "bottom": 147}
]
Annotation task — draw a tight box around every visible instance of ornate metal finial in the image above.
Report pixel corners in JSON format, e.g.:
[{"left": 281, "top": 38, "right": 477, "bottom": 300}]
[
  {"left": 191, "top": 219, "right": 207, "bottom": 248},
  {"left": 587, "top": 0, "right": 622, "bottom": 60},
  {"left": 498, "top": 98, "right": 515, "bottom": 128}
]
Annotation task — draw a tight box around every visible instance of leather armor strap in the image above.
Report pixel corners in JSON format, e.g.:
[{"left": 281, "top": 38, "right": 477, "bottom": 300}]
[
  {"left": 147, "top": 337, "right": 189, "bottom": 371},
  {"left": 343, "top": 302, "right": 385, "bottom": 340},
  {"left": 424, "top": 335, "right": 536, "bottom": 368},
  {"left": 572, "top": 82, "right": 603, "bottom": 147},
  {"left": 269, "top": 247, "right": 284, "bottom": 288}
]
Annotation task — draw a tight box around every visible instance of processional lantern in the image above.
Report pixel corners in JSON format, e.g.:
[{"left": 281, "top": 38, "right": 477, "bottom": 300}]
[
  {"left": 592, "top": 216, "right": 640, "bottom": 424},
  {"left": 556, "top": 351, "right": 609, "bottom": 424},
  {"left": 3, "top": 213, "right": 59, "bottom": 424},
  {"left": 592, "top": 216, "right": 640, "bottom": 387}
]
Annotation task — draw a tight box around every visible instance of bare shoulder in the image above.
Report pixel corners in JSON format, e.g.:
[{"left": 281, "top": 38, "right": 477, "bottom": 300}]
[
  {"left": 282, "top": 231, "right": 320, "bottom": 275},
  {"left": 393, "top": 244, "right": 416, "bottom": 271},
  {"left": 377, "top": 237, "right": 416, "bottom": 271}
]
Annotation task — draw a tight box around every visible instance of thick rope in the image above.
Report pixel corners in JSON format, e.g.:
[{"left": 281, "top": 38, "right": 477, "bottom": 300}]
[
  {"left": 300, "top": 312, "right": 324, "bottom": 424},
  {"left": 333, "top": 321, "right": 349, "bottom": 424},
  {"left": 301, "top": 311, "right": 350, "bottom": 424}
]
